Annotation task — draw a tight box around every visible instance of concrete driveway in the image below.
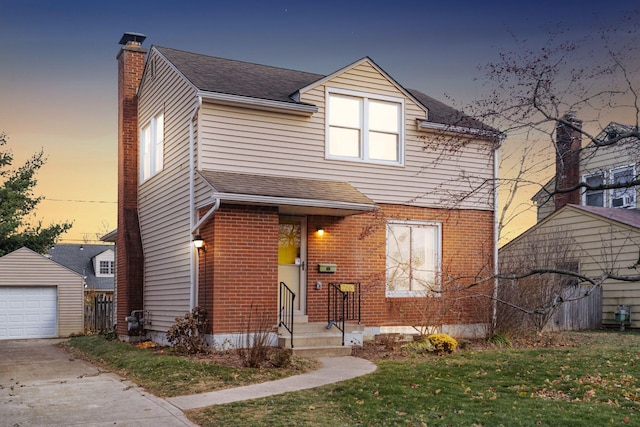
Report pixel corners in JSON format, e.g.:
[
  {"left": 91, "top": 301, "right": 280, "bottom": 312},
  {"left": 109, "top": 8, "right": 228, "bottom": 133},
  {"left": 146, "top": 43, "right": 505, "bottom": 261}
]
[{"left": 0, "top": 339, "right": 197, "bottom": 427}]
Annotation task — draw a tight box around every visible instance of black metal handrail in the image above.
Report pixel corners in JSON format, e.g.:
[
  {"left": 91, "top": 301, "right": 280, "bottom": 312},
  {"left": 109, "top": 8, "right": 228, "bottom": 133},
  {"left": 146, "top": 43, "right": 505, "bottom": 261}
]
[
  {"left": 327, "top": 282, "right": 361, "bottom": 346},
  {"left": 279, "top": 281, "right": 295, "bottom": 348}
]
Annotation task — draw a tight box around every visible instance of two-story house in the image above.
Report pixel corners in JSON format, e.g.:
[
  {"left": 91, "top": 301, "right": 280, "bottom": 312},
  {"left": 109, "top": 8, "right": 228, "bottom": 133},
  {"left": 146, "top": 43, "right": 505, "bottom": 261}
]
[
  {"left": 501, "top": 114, "right": 640, "bottom": 329},
  {"left": 116, "top": 33, "right": 500, "bottom": 350},
  {"left": 47, "top": 244, "right": 115, "bottom": 296}
]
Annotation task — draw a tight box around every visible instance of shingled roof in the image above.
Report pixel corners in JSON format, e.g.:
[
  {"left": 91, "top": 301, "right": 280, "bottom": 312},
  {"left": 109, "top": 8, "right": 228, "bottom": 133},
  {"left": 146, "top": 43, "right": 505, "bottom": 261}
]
[
  {"left": 154, "top": 46, "right": 494, "bottom": 131},
  {"left": 47, "top": 244, "right": 114, "bottom": 291}
]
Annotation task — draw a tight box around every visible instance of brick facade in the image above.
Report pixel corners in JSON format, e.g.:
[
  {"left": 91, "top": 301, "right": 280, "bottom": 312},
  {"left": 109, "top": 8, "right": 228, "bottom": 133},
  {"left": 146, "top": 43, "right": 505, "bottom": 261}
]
[
  {"left": 116, "top": 39, "right": 146, "bottom": 338},
  {"left": 197, "top": 203, "right": 494, "bottom": 334},
  {"left": 555, "top": 113, "right": 583, "bottom": 210}
]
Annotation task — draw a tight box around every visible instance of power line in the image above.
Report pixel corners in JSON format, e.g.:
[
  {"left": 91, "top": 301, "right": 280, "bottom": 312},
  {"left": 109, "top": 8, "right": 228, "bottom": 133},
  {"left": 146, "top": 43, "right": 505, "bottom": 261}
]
[{"left": 44, "top": 199, "right": 116, "bottom": 204}]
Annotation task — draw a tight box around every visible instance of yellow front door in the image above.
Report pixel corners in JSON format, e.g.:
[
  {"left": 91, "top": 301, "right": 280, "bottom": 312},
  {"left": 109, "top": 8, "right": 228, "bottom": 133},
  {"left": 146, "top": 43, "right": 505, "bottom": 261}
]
[{"left": 278, "top": 216, "right": 306, "bottom": 314}]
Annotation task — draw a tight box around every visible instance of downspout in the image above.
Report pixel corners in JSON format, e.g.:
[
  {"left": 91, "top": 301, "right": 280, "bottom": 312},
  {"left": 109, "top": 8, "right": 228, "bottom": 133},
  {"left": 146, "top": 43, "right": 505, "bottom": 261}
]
[
  {"left": 189, "top": 97, "right": 202, "bottom": 310},
  {"left": 491, "top": 145, "right": 500, "bottom": 333}
]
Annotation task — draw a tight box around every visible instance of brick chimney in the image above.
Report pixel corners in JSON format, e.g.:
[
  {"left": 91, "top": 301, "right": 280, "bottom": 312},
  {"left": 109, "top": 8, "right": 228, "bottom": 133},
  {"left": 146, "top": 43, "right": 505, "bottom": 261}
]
[
  {"left": 116, "top": 33, "right": 146, "bottom": 339},
  {"left": 554, "top": 112, "right": 582, "bottom": 210}
]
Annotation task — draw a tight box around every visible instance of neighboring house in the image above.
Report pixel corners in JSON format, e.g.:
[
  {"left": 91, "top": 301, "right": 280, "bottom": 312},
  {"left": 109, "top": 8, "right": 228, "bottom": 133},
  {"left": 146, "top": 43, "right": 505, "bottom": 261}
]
[
  {"left": 502, "top": 115, "right": 640, "bottom": 329},
  {"left": 533, "top": 120, "right": 638, "bottom": 222},
  {"left": 47, "top": 244, "right": 115, "bottom": 296},
  {"left": 0, "top": 247, "right": 84, "bottom": 339},
  {"left": 115, "top": 33, "right": 500, "bottom": 347}
]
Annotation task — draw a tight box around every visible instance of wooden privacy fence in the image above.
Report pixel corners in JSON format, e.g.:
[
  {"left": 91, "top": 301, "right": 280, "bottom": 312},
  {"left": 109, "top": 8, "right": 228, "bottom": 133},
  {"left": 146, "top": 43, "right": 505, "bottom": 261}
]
[
  {"left": 546, "top": 286, "right": 602, "bottom": 331},
  {"left": 85, "top": 294, "right": 114, "bottom": 332}
]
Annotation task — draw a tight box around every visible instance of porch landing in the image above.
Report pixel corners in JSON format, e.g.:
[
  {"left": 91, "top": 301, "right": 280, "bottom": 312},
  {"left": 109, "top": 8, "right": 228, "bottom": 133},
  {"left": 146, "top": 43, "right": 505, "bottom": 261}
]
[{"left": 277, "top": 315, "right": 364, "bottom": 358}]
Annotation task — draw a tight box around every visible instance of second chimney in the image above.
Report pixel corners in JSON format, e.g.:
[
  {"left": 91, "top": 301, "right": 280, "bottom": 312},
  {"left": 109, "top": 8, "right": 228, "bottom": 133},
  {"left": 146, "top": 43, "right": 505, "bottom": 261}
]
[{"left": 554, "top": 112, "right": 582, "bottom": 210}]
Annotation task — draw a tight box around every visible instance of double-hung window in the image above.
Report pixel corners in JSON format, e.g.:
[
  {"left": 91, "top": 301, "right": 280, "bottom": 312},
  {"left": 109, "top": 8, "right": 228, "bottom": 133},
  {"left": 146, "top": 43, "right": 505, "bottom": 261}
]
[
  {"left": 610, "top": 165, "right": 636, "bottom": 208},
  {"left": 582, "top": 172, "right": 605, "bottom": 207},
  {"left": 140, "top": 111, "right": 164, "bottom": 182},
  {"left": 386, "top": 220, "right": 441, "bottom": 297},
  {"left": 327, "top": 89, "right": 403, "bottom": 165}
]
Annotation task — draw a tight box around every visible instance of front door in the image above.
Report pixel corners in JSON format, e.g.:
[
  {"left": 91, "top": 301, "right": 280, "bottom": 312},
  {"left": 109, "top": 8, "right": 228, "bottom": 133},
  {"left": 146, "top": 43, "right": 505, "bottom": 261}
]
[{"left": 278, "top": 216, "right": 306, "bottom": 314}]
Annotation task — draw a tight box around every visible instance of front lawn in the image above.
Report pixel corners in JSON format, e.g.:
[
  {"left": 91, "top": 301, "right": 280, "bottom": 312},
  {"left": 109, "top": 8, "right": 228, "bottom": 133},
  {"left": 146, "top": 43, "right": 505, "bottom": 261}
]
[
  {"left": 65, "top": 335, "right": 316, "bottom": 397},
  {"left": 189, "top": 331, "right": 640, "bottom": 427}
]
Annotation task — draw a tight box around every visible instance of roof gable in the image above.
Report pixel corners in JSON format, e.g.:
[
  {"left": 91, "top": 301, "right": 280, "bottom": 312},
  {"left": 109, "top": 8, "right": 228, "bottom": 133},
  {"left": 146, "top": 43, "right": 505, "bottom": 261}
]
[{"left": 0, "top": 247, "right": 82, "bottom": 278}]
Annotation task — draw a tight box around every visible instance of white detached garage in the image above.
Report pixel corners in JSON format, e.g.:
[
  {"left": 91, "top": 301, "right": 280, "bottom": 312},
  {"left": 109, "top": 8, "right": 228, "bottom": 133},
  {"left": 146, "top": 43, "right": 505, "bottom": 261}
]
[{"left": 0, "top": 247, "right": 83, "bottom": 339}]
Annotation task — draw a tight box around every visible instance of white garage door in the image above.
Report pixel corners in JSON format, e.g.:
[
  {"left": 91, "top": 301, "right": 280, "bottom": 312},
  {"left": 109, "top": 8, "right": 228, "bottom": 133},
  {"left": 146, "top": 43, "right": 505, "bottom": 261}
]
[{"left": 0, "top": 287, "right": 57, "bottom": 339}]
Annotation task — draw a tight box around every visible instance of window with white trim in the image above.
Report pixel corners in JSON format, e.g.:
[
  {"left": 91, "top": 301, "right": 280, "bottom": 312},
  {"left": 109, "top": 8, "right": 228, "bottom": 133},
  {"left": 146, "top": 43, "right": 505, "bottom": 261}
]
[
  {"left": 327, "top": 89, "right": 403, "bottom": 165},
  {"left": 140, "top": 111, "right": 164, "bottom": 182},
  {"left": 99, "top": 260, "right": 114, "bottom": 276},
  {"left": 582, "top": 172, "right": 605, "bottom": 207},
  {"left": 386, "top": 220, "right": 441, "bottom": 297},
  {"left": 610, "top": 165, "right": 636, "bottom": 208}
]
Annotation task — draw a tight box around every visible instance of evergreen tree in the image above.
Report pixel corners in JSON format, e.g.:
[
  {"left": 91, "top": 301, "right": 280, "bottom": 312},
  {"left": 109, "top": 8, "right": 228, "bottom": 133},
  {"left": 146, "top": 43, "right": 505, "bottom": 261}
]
[{"left": 0, "top": 133, "right": 72, "bottom": 256}]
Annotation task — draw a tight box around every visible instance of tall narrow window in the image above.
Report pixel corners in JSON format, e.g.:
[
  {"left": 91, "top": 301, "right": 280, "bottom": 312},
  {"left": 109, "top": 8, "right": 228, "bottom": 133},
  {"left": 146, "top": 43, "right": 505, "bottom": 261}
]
[
  {"left": 140, "top": 111, "right": 164, "bottom": 182},
  {"left": 386, "top": 221, "right": 441, "bottom": 297},
  {"left": 327, "top": 89, "right": 403, "bottom": 165},
  {"left": 583, "top": 172, "right": 604, "bottom": 207}
]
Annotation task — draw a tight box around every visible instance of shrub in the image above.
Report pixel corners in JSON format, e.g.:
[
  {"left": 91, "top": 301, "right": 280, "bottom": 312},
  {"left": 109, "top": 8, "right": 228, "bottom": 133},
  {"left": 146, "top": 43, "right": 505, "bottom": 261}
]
[
  {"left": 236, "top": 303, "right": 274, "bottom": 368},
  {"left": 488, "top": 333, "right": 512, "bottom": 348},
  {"left": 401, "top": 339, "right": 436, "bottom": 354},
  {"left": 427, "top": 333, "right": 458, "bottom": 353},
  {"left": 166, "top": 307, "right": 209, "bottom": 354}
]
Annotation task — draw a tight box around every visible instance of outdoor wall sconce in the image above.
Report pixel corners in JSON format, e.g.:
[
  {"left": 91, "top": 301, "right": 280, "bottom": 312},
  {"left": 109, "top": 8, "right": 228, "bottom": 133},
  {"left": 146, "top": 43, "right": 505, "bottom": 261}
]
[
  {"left": 193, "top": 234, "right": 205, "bottom": 250},
  {"left": 316, "top": 226, "right": 325, "bottom": 236}
]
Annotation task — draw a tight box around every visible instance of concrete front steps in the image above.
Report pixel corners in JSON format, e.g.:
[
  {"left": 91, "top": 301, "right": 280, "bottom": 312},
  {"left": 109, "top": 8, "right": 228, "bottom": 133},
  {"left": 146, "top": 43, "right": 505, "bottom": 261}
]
[{"left": 277, "top": 315, "right": 364, "bottom": 358}]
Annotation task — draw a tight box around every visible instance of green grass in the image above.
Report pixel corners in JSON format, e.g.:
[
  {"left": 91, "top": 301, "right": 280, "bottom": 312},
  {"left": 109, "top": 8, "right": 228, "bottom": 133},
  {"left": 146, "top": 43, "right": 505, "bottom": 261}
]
[
  {"left": 189, "top": 331, "right": 640, "bottom": 427},
  {"left": 65, "top": 335, "right": 315, "bottom": 397}
]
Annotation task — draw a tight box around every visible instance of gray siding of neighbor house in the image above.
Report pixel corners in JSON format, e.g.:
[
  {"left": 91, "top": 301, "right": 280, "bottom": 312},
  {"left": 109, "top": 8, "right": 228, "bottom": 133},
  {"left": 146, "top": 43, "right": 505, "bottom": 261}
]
[
  {"left": 0, "top": 248, "right": 84, "bottom": 337},
  {"left": 137, "top": 48, "right": 200, "bottom": 331}
]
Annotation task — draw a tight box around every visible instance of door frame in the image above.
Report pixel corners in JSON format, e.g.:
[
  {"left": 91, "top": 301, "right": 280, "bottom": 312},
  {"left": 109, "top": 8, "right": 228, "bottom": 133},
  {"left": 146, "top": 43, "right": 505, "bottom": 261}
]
[{"left": 278, "top": 215, "right": 307, "bottom": 315}]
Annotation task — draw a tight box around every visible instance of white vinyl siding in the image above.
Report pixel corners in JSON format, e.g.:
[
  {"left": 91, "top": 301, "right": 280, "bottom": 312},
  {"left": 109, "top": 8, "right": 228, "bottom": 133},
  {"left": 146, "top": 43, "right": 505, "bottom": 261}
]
[
  {"left": 386, "top": 220, "right": 441, "bottom": 297},
  {"left": 138, "top": 49, "right": 198, "bottom": 330},
  {"left": 198, "top": 61, "right": 495, "bottom": 211},
  {"left": 0, "top": 248, "right": 83, "bottom": 338}
]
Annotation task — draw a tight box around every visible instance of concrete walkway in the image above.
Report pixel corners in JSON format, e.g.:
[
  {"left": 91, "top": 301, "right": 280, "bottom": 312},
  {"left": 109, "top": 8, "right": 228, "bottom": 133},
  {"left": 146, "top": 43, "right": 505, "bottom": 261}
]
[{"left": 169, "top": 356, "right": 377, "bottom": 410}]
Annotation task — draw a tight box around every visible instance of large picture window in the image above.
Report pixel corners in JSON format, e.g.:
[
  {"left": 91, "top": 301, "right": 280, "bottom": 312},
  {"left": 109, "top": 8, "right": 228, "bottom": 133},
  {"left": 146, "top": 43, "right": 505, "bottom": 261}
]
[
  {"left": 386, "top": 220, "right": 441, "bottom": 297},
  {"left": 140, "top": 111, "right": 164, "bottom": 182},
  {"left": 327, "top": 89, "right": 403, "bottom": 165}
]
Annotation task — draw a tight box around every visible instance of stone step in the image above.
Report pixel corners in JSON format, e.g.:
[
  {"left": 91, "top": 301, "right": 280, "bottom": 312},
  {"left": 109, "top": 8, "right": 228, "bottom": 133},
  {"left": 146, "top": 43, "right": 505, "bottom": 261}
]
[
  {"left": 291, "top": 345, "right": 353, "bottom": 358},
  {"left": 278, "top": 321, "right": 364, "bottom": 334},
  {"left": 278, "top": 332, "right": 344, "bottom": 349}
]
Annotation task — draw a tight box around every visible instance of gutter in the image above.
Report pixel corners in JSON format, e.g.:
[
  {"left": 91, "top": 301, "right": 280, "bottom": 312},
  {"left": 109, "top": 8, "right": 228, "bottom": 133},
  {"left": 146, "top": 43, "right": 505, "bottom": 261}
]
[
  {"left": 417, "top": 119, "right": 504, "bottom": 142},
  {"left": 197, "top": 91, "right": 317, "bottom": 116}
]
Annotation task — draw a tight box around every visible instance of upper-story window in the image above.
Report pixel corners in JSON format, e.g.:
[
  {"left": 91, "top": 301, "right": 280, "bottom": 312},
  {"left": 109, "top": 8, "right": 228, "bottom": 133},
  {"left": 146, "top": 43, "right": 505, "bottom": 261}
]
[
  {"left": 582, "top": 165, "right": 636, "bottom": 209},
  {"left": 327, "top": 88, "right": 404, "bottom": 165},
  {"left": 99, "top": 260, "right": 115, "bottom": 275},
  {"left": 140, "top": 111, "right": 164, "bottom": 182},
  {"left": 386, "top": 220, "right": 441, "bottom": 297},
  {"left": 610, "top": 164, "right": 636, "bottom": 208},
  {"left": 583, "top": 172, "right": 605, "bottom": 207}
]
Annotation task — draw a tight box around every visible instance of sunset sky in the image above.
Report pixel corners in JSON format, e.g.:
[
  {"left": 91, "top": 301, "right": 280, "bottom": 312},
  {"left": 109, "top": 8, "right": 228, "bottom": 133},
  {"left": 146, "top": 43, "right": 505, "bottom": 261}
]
[{"left": 0, "top": 0, "right": 636, "bottom": 243}]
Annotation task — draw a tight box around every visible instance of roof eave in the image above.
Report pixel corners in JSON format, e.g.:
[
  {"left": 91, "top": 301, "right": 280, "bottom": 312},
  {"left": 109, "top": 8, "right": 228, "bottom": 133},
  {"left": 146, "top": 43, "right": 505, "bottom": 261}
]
[
  {"left": 198, "top": 91, "right": 317, "bottom": 116},
  {"left": 417, "top": 119, "right": 505, "bottom": 143},
  {"left": 213, "top": 192, "right": 377, "bottom": 216}
]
